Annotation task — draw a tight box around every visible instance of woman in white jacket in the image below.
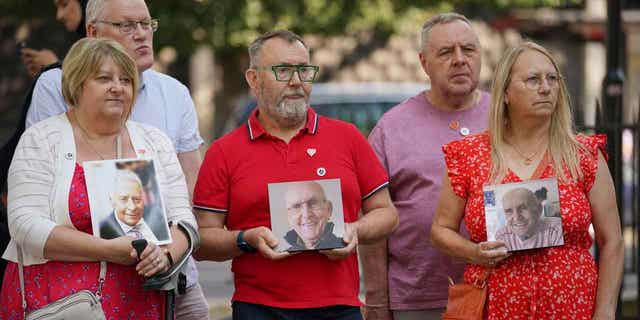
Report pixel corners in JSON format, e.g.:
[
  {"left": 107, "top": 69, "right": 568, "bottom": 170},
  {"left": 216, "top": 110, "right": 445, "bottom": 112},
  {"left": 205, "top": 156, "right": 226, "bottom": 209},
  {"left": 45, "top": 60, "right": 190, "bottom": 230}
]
[{"left": 1, "top": 37, "right": 196, "bottom": 319}]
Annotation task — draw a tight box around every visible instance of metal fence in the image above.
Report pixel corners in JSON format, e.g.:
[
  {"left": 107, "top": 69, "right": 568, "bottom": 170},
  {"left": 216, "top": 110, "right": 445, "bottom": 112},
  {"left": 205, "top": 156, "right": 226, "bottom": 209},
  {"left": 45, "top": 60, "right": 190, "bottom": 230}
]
[{"left": 581, "top": 98, "right": 639, "bottom": 318}]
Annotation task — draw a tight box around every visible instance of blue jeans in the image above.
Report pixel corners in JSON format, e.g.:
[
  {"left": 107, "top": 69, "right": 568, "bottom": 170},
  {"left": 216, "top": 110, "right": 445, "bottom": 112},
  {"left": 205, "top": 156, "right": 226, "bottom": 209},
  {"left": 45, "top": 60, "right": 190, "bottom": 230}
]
[{"left": 232, "top": 301, "right": 363, "bottom": 320}]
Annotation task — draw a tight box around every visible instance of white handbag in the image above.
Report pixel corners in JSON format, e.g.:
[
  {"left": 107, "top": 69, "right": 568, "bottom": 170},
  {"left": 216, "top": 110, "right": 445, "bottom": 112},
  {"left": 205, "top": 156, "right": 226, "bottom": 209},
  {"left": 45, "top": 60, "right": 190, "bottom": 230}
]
[{"left": 17, "top": 246, "right": 107, "bottom": 320}]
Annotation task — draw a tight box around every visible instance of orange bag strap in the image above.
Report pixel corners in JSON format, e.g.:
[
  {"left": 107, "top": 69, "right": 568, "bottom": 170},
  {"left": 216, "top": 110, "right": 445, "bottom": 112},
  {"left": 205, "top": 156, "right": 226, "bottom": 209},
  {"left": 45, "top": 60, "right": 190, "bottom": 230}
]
[{"left": 473, "top": 269, "right": 492, "bottom": 288}]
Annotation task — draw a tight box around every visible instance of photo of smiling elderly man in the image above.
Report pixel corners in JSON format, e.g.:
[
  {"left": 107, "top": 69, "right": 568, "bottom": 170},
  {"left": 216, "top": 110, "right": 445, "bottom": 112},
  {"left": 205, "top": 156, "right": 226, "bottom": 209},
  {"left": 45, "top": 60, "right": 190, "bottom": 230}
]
[
  {"left": 85, "top": 159, "right": 172, "bottom": 245},
  {"left": 485, "top": 179, "right": 564, "bottom": 252},
  {"left": 99, "top": 169, "right": 159, "bottom": 242},
  {"left": 268, "top": 179, "right": 346, "bottom": 252}
]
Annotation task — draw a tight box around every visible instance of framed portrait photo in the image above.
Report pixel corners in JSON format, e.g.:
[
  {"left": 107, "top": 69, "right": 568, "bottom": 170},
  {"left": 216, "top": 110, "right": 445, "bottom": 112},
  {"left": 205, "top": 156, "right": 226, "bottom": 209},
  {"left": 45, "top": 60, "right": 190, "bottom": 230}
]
[
  {"left": 84, "top": 158, "right": 172, "bottom": 245},
  {"left": 483, "top": 177, "right": 564, "bottom": 252},
  {"left": 267, "top": 178, "right": 347, "bottom": 252}
]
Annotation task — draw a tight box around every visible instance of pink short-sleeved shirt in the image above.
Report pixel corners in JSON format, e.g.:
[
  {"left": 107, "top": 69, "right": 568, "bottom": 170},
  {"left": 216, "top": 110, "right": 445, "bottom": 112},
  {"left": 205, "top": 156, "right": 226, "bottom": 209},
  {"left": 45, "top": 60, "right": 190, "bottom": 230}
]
[{"left": 368, "top": 90, "right": 490, "bottom": 309}]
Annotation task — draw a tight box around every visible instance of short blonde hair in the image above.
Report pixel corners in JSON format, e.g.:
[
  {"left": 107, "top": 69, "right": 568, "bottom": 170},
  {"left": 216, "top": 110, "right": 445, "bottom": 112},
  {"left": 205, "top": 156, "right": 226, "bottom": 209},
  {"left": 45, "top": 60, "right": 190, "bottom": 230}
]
[
  {"left": 488, "top": 41, "right": 584, "bottom": 182},
  {"left": 62, "top": 37, "right": 139, "bottom": 112}
]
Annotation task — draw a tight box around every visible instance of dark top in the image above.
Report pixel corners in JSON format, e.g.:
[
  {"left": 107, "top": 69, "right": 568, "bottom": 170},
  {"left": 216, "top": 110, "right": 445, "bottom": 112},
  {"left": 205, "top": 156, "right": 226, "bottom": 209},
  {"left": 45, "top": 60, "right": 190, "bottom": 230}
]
[
  {"left": 99, "top": 212, "right": 125, "bottom": 240},
  {"left": 284, "top": 222, "right": 345, "bottom": 251}
]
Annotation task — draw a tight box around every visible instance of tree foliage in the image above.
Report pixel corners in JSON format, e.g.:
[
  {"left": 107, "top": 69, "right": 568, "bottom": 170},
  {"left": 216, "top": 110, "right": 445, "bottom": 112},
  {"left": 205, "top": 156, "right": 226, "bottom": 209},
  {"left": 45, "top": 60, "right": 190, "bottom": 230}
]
[
  {"left": 144, "top": 0, "right": 583, "bottom": 62},
  {"left": 1, "top": 0, "right": 586, "bottom": 65},
  {"left": 0, "top": 0, "right": 585, "bottom": 138}
]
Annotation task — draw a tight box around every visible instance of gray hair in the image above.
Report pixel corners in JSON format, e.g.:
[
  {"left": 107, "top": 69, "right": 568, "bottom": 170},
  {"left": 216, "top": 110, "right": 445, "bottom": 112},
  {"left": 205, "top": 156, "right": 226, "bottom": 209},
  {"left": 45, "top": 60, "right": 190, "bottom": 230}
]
[
  {"left": 420, "top": 12, "right": 472, "bottom": 51},
  {"left": 248, "top": 30, "right": 307, "bottom": 68},
  {"left": 111, "top": 169, "right": 143, "bottom": 196},
  {"left": 86, "top": 0, "right": 109, "bottom": 25}
]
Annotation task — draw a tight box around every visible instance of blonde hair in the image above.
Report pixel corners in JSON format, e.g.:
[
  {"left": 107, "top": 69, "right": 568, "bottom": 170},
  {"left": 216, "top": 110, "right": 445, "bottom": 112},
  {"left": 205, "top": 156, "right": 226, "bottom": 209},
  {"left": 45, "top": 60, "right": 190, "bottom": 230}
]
[
  {"left": 488, "top": 41, "right": 584, "bottom": 183},
  {"left": 61, "top": 37, "right": 139, "bottom": 115}
]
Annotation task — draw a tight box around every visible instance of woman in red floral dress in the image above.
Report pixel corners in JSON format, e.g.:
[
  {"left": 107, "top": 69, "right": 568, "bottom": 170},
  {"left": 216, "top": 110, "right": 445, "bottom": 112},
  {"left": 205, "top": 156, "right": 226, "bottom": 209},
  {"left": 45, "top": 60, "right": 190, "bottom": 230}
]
[{"left": 431, "top": 41, "right": 623, "bottom": 319}]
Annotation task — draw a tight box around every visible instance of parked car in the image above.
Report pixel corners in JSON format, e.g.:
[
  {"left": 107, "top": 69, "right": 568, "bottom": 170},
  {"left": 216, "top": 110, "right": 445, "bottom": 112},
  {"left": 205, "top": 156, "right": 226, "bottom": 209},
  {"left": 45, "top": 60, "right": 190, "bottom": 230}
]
[{"left": 232, "top": 82, "right": 428, "bottom": 136}]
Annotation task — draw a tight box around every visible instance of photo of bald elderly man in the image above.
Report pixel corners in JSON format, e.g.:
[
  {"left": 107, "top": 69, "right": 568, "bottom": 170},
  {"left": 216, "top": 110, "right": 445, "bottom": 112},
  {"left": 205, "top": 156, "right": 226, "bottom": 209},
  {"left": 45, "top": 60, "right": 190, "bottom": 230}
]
[{"left": 268, "top": 179, "right": 346, "bottom": 252}]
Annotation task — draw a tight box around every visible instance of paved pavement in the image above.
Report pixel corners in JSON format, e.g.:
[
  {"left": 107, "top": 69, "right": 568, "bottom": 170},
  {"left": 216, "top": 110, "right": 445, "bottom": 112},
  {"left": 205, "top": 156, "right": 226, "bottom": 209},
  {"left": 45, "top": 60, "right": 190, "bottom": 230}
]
[
  {"left": 194, "top": 258, "right": 639, "bottom": 319},
  {"left": 195, "top": 260, "right": 234, "bottom": 320}
]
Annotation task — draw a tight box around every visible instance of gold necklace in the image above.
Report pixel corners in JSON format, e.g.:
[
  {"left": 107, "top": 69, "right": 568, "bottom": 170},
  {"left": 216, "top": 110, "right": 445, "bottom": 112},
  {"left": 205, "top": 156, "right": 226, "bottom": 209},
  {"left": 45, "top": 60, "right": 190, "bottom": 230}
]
[
  {"left": 508, "top": 139, "right": 547, "bottom": 166},
  {"left": 71, "top": 111, "right": 120, "bottom": 160}
]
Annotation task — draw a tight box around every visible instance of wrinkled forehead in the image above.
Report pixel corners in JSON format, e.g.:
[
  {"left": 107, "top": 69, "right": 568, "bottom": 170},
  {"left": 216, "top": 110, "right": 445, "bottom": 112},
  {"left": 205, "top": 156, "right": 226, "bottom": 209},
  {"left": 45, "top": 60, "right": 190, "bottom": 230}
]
[
  {"left": 428, "top": 20, "right": 479, "bottom": 50},
  {"left": 503, "top": 189, "right": 536, "bottom": 207},
  {"left": 259, "top": 38, "right": 310, "bottom": 66},
  {"left": 101, "top": 0, "right": 150, "bottom": 21},
  {"left": 511, "top": 49, "right": 557, "bottom": 76},
  {"left": 285, "top": 182, "right": 324, "bottom": 203}
]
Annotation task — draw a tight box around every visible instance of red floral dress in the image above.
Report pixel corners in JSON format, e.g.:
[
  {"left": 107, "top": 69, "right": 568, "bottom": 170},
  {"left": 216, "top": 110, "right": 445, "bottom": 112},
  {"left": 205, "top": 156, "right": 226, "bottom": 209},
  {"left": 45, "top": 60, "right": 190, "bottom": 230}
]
[
  {"left": 442, "top": 133, "right": 606, "bottom": 319},
  {"left": 0, "top": 164, "right": 165, "bottom": 319}
]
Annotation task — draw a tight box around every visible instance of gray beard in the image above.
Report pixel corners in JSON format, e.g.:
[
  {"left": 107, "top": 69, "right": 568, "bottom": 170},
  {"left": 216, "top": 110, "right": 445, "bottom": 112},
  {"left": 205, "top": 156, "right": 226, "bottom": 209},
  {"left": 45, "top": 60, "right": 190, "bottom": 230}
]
[{"left": 274, "top": 98, "right": 307, "bottom": 129}]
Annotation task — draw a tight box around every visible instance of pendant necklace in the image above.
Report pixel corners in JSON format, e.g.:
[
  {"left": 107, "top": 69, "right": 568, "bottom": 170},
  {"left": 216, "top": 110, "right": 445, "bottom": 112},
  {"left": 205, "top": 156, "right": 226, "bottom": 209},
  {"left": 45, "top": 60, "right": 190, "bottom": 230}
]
[
  {"left": 509, "top": 139, "right": 547, "bottom": 166},
  {"left": 71, "top": 111, "right": 121, "bottom": 160}
]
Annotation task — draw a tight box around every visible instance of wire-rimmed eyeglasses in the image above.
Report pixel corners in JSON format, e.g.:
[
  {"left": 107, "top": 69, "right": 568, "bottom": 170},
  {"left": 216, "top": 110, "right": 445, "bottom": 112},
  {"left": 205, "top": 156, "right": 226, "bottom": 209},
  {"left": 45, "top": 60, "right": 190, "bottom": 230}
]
[
  {"left": 517, "top": 73, "right": 562, "bottom": 90},
  {"left": 95, "top": 19, "right": 159, "bottom": 34}
]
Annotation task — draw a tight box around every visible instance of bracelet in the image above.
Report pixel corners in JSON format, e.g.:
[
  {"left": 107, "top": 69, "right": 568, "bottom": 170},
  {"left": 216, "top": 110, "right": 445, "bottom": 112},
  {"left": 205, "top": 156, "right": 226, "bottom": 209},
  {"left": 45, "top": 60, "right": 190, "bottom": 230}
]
[{"left": 164, "top": 248, "right": 174, "bottom": 266}]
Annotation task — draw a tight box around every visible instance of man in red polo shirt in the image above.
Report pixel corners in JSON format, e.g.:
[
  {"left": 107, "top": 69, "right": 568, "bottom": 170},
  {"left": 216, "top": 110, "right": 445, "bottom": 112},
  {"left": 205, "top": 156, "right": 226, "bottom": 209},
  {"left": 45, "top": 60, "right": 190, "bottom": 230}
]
[{"left": 193, "top": 30, "right": 399, "bottom": 319}]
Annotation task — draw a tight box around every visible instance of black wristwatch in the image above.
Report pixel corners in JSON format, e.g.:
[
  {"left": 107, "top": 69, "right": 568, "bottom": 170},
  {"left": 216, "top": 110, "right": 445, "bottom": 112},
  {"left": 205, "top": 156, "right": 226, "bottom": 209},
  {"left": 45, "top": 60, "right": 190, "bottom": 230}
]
[{"left": 236, "top": 230, "right": 256, "bottom": 253}]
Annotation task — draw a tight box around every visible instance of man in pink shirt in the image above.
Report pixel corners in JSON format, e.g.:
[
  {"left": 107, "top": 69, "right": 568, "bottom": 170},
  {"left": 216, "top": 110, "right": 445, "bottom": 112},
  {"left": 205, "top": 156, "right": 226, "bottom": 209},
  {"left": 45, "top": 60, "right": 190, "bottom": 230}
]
[{"left": 361, "top": 13, "right": 490, "bottom": 320}]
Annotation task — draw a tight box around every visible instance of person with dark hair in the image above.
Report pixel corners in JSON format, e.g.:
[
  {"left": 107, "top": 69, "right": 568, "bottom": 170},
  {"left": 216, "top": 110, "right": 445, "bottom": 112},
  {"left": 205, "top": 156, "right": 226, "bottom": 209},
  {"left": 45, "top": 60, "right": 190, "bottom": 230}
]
[
  {"left": 0, "top": 0, "right": 89, "bottom": 284},
  {"left": 194, "top": 29, "right": 399, "bottom": 320},
  {"left": 534, "top": 187, "right": 560, "bottom": 217},
  {"left": 19, "top": 0, "right": 88, "bottom": 77}
]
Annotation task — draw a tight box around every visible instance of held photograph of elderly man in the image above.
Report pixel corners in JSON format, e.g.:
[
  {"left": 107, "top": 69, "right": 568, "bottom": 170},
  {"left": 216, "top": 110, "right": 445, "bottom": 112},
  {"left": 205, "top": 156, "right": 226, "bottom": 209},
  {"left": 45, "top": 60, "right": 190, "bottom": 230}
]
[
  {"left": 84, "top": 158, "right": 171, "bottom": 245},
  {"left": 268, "top": 179, "right": 346, "bottom": 252},
  {"left": 484, "top": 178, "right": 564, "bottom": 251}
]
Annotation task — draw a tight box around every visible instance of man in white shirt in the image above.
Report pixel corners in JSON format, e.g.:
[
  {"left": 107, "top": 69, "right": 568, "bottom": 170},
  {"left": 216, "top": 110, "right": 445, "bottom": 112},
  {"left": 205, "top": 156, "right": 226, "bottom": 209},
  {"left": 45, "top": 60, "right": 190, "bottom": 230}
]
[{"left": 24, "top": 0, "right": 208, "bottom": 318}]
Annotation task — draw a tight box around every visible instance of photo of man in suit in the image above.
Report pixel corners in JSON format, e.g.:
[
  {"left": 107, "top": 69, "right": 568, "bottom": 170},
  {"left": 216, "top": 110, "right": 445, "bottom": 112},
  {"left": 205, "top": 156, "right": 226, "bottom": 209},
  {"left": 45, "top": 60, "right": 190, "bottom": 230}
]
[
  {"left": 283, "top": 181, "right": 344, "bottom": 251},
  {"left": 99, "top": 169, "right": 160, "bottom": 243}
]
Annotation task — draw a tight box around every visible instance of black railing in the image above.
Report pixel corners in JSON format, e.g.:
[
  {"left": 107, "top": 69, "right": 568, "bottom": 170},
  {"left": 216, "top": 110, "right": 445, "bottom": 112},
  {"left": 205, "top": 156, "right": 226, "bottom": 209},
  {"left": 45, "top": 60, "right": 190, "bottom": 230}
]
[{"left": 581, "top": 97, "right": 639, "bottom": 319}]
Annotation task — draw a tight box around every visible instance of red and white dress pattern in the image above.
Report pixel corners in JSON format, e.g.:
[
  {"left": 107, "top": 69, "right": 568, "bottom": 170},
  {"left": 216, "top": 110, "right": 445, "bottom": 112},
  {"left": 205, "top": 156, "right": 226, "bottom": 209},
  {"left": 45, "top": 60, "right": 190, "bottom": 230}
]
[
  {"left": 0, "top": 164, "right": 165, "bottom": 320},
  {"left": 442, "top": 133, "right": 606, "bottom": 319}
]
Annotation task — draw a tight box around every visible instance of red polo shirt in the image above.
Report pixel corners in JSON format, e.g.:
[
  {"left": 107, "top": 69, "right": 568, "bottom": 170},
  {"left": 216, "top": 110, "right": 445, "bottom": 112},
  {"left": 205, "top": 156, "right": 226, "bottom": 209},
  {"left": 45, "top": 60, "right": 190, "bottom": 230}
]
[{"left": 193, "top": 108, "right": 389, "bottom": 308}]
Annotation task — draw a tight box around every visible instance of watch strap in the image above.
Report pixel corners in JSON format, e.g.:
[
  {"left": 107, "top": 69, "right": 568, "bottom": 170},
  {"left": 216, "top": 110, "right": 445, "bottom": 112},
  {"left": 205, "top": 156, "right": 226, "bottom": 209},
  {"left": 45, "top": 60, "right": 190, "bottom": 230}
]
[{"left": 236, "top": 230, "right": 256, "bottom": 253}]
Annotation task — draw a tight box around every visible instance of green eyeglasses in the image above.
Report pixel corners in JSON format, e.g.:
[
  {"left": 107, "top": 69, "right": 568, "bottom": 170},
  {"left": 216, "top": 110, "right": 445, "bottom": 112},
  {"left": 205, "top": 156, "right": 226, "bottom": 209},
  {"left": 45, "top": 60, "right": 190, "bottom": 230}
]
[{"left": 254, "top": 64, "right": 320, "bottom": 83}]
